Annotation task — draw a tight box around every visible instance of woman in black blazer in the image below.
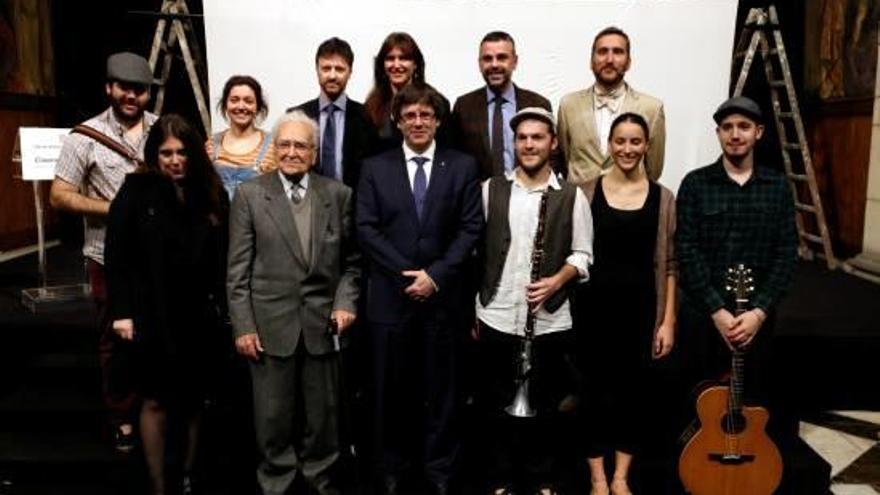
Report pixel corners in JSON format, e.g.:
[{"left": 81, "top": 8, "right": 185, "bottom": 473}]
[
  {"left": 364, "top": 32, "right": 452, "bottom": 151},
  {"left": 105, "top": 114, "right": 228, "bottom": 495}
]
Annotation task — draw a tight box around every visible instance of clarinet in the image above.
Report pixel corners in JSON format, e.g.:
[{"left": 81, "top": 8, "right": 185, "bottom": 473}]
[{"left": 505, "top": 191, "right": 550, "bottom": 418}]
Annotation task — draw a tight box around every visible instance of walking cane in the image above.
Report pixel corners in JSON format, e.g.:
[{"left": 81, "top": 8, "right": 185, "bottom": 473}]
[{"left": 328, "top": 318, "right": 360, "bottom": 489}]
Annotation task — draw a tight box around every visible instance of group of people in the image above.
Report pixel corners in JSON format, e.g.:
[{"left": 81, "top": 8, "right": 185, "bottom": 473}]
[{"left": 48, "top": 25, "right": 798, "bottom": 495}]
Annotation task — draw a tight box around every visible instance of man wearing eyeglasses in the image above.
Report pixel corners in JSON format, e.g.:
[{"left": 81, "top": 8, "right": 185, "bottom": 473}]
[
  {"left": 227, "top": 110, "right": 361, "bottom": 495},
  {"left": 50, "top": 51, "right": 157, "bottom": 454},
  {"left": 357, "top": 84, "right": 483, "bottom": 495}
]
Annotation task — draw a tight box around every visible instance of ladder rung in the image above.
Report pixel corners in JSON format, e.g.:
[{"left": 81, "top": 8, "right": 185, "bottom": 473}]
[
  {"left": 794, "top": 202, "right": 817, "bottom": 213},
  {"left": 770, "top": 80, "right": 787, "bottom": 88},
  {"left": 783, "top": 143, "right": 802, "bottom": 151},
  {"left": 800, "top": 232, "right": 824, "bottom": 244},
  {"left": 787, "top": 173, "right": 808, "bottom": 182},
  {"left": 777, "top": 112, "right": 795, "bottom": 118}
]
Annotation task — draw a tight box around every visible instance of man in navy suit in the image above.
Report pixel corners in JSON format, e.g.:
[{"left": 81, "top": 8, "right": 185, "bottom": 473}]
[
  {"left": 288, "top": 37, "right": 377, "bottom": 189},
  {"left": 357, "top": 83, "right": 483, "bottom": 495}
]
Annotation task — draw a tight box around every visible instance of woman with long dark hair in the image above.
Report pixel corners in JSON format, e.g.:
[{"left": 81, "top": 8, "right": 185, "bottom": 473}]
[
  {"left": 106, "top": 114, "right": 229, "bottom": 495},
  {"left": 364, "top": 32, "right": 450, "bottom": 150},
  {"left": 576, "top": 112, "right": 677, "bottom": 495}
]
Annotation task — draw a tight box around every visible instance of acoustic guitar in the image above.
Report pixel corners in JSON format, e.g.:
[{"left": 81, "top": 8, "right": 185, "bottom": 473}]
[{"left": 678, "top": 264, "right": 783, "bottom": 495}]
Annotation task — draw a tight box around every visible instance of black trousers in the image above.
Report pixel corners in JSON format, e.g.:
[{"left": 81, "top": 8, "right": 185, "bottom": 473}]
[
  {"left": 476, "top": 323, "right": 577, "bottom": 493},
  {"left": 370, "top": 315, "right": 460, "bottom": 487}
]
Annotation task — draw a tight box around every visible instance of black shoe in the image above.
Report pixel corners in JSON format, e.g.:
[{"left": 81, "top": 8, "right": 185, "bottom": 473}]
[
  {"left": 491, "top": 486, "right": 516, "bottom": 495},
  {"left": 535, "top": 485, "right": 558, "bottom": 495},
  {"left": 113, "top": 424, "right": 135, "bottom": 453},
  {"left": 382, "top": 475, "right": 400, "bottom": 495},
  {"left": 429, "top": 482, "right": 448, "bottom": 495},
  {"left": 182, "top": 473, "right": 194, "bottom": 495}
]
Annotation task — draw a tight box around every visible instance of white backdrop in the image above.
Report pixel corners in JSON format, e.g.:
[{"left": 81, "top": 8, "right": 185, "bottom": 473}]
[{"left": 204, "top": 0, "right": 737, "bottom": 190}]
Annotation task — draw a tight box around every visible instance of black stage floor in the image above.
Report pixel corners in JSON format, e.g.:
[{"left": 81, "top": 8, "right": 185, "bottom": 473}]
[{"left": 1, "top": 244, "right": 876, "bottom": 494}]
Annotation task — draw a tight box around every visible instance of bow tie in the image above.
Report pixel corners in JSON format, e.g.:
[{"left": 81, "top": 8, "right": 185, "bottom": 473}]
[{"left": 595, "top": 85, "right": 625, "bottom": 111}]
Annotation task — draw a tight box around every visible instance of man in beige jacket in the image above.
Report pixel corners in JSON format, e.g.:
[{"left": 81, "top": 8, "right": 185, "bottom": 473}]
[{"left": 558, "top": 26, "right": 666, "bottom": 184}]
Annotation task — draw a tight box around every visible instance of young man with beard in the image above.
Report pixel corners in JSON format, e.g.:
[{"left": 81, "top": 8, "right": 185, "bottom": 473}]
[
  {"left": 558, "top": 26, "right": 666, "bottom": 184},
  {"left": 450, "top": 31, "right": 552, "bottom": 179},
  {"left": 50, "top": 52, "right": 157, "bottom": 453},
  {"left": 475, "top": 107, "right": 593, "bottom": 495},
  {"left": 288, "top": 37, "right": 377, "bottom": 189},
  {"left": 676, "top": 96, "right": 797, "bottom": 416}
]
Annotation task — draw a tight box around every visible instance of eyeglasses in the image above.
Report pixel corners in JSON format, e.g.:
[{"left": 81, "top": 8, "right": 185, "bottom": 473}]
[
  {"left": 275, "top": 140, "right": 313, "bottom": 152},
  {"left": 400, "top": 111, "right": 436, "bottom": 124}
]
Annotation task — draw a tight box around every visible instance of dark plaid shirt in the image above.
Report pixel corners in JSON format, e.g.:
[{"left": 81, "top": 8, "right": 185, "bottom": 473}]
[{"left": 676, "top": 158, "right": 798, "bottom": 313}]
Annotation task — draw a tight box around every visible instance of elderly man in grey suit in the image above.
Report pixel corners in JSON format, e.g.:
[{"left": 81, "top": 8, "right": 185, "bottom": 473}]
[
  {"left": 558, "top": 26, "right": 666, "bottom": 184},
  {"left": 227, "top": 110, "right": 360, "bottom": 495}
]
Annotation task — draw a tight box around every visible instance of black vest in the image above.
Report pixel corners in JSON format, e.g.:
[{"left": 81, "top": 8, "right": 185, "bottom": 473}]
[{"left": 479, "top": 176, "right": 577, "bottom": 313}]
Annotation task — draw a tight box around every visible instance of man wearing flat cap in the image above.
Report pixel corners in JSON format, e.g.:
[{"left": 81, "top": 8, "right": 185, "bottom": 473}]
[
  {"left": 475, "top": 107, "right": 592, "bottom": 495},
  {"left": 676, "top": 96, "right": 797, "bottom": 410},
  {"left": 50, "top": 51, "right": 157, "bottom": 453}
]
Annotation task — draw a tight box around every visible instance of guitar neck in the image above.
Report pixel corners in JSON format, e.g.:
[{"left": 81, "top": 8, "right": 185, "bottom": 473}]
[{"left": 730, "top": 296, "right": 748, "bottom": 413}]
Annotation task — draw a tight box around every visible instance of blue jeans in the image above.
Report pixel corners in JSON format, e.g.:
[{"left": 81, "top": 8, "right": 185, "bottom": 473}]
[{"left": 216, "top": 165, "right": 258, "bottom": 200}]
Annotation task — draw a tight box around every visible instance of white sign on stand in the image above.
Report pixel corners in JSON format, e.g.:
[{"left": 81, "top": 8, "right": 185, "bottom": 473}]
[
  {"left": 18, "top": 127, "right": 70, "bottom": 181},
  {"left": 14, "top": 127, "right": 90, "bottom": 312}
]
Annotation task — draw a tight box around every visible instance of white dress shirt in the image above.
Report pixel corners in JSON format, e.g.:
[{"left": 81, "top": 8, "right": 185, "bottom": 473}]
[
  {"left": 593, "top": 83, "right": 627, "bottom": 155},
  {"left": 402, "top": 140, "right": 436, "bottom": 191},
  {"left": 278, "top": 169, "right": 310, "bottom": 201},
  {"left": 476, "top": 170, "right": 594, "bottom": 336}
]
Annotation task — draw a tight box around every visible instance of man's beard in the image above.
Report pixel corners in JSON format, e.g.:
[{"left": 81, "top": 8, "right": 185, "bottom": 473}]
[{"left": 111, "top": 99, "right": 145, "bottom": 125}]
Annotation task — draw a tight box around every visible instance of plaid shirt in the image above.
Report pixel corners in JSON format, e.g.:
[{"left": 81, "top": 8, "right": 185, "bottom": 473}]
[
  {"left": 675, "top": 158, "right": 798, "bottom": 313},
  {"left": 54, "top": 108, "right": 158, "bottom": 265}
]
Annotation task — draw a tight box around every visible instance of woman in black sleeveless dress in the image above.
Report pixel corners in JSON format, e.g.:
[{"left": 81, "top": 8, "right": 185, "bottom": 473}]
[{"left": 577, "top": 113, "right": 677, "bottom": 495}]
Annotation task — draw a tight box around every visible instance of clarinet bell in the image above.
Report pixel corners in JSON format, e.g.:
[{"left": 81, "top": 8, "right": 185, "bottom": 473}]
[{"left": 505, "top": 381, "right": 537, "bottom": 418}]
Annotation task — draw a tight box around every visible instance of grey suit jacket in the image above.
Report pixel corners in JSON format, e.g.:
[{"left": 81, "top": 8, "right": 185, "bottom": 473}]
[
  {"left": 226, "top": 171, "right": 360, "bottom": 357},
  {"left": 557, "top": 83, "right": 666, "bottom": 184}
]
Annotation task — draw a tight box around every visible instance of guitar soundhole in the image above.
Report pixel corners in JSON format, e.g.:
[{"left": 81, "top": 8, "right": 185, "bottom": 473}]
[{"left": 720, "top": 413, "right": 746, "bottom": 434}]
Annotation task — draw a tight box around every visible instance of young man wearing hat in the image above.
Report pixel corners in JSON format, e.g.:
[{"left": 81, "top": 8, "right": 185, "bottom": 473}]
[
  {"left": 475, "top": 107, "right": 593, "bottom": 495},
  {"left": 50, "top": 51, "right": 157, "bottom": 452},
  {"left": 675, "top": 96, "right": 798, "bottom": 408}
]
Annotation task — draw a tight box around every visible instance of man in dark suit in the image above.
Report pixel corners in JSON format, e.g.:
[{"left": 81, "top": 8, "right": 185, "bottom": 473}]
[
  {"left": 357, "top": 84, "right": 483, "bottom": 495},
  {"left": 450, "top": 31, "right": 553, "bottom": 179},
  {"left": 227, "top": 110, "right": 360, "bottom": 495},
  {"left": 288, "top": 37, "right": 377, "bottom": 189}
]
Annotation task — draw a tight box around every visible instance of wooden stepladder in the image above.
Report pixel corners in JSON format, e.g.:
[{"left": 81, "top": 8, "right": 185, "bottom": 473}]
[
  {"left": 146, "top": 0, "right": 211, "bottom": 134},
  {"left": 731, "top": 5, "right": 836, "bottom": 269}
]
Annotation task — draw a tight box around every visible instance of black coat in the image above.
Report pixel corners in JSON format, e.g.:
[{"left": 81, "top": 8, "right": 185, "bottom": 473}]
[{"left": 106, "top": 172, "right": 228, "bottom": 362}]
